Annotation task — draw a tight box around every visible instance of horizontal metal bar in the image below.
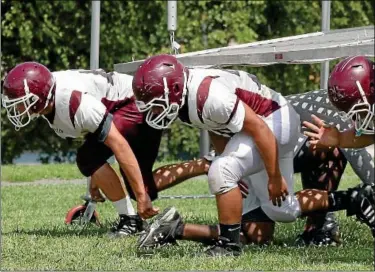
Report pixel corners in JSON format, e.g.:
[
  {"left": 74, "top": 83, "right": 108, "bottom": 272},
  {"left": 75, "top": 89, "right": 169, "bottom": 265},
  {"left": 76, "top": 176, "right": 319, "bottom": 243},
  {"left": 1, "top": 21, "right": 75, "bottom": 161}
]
[
  {"left": 158, "top": 194, "right": 215, "bottom": 200},
  {"left": 114, "top": 42, "right": 374, "bottom": 73}
]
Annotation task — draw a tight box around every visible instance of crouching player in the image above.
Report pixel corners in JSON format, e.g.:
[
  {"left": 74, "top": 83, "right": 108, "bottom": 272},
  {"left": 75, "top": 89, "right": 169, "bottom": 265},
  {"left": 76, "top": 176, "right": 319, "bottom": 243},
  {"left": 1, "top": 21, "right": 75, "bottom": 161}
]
[
  {"left": 132, "top": 54, "right": 375, "bottom": 256},
  {"left": 1, "top": 62, "right": 214, "bottom": 237}
]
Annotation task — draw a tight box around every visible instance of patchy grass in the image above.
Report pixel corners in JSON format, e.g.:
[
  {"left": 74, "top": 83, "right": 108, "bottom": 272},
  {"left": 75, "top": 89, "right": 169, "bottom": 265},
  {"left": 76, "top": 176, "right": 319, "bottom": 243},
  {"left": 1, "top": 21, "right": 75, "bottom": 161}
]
[{"left": 1, "top": 167, "right": 374, "bottom": 270}]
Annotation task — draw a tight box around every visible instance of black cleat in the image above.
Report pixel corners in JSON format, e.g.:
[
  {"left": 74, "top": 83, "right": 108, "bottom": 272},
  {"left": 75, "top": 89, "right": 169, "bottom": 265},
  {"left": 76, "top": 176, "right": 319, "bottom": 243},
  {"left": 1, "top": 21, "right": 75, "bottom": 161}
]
[
  {"left": 138, "top": 206, "right": 181, "bottom": 249},
  {"left": 350, "top": 184, "right": 375, "bottom": 237},
  {"left": 204, "top": 236, "right": 242, "bottom": 257},
  {"left": 108, "top": 214, "right": 148, "bottom": 238},
  {"left": 295, "top": 212, "right": 341, "bottom": 246}
]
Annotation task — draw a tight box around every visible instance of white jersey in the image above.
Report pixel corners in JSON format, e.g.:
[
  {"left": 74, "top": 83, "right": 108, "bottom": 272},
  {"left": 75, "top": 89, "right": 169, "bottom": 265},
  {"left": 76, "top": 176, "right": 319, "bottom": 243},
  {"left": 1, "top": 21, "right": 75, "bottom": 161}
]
[
  {"left": 43, "top": 70, "right": 133, "bottom": 139},
  {"left": 178, "top": 69, "right": 288, "bottom": 137}
]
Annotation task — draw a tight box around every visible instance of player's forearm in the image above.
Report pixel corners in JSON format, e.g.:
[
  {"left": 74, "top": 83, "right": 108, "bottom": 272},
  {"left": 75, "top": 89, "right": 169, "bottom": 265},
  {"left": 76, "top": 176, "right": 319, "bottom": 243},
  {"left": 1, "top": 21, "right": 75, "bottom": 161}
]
[
  {"left": 104, "top": 122, "right": 147, "bottom": 200},
  {"left": 338, "top": 128, "right": 374, "bottom": 148},
  {"left": 242, "top": 118, "right": 281, "bottom": 178},
  {"left": 241, "top": 105, "right": 281, "bottom": 179},
  {"left": 114, "top": 143, "right": 147, "bottom": 199},
  {"left": 252, "top": 123, "right": 281, "bottom": 178}
]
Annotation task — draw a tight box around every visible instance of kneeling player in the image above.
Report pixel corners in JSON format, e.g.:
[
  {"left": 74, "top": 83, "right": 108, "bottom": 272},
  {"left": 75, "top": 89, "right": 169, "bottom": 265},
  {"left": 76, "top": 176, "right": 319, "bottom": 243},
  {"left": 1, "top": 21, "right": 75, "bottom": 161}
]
[{"left": 132, "top": 54, "right": 375, "bottom": 256}]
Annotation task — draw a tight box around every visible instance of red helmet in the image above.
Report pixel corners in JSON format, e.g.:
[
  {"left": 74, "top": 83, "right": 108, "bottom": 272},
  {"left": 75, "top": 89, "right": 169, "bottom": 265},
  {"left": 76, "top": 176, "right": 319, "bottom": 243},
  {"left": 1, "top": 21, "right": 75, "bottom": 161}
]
[
  {"left": 132, "top": 54, "right": 188, "bottom": 129},
  {"left": 2, "top": 62, "right": 55, "bottom": 130},
  {"left": 328, "top": 56, "right": 374, "bottom": 135}
]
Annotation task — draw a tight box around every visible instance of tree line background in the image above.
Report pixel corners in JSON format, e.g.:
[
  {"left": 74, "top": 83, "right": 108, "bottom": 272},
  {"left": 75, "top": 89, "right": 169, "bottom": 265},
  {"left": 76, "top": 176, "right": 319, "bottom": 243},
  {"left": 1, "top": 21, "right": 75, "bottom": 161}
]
[{"left": 1, "top": 0, "right": 374, "bottom": 164}]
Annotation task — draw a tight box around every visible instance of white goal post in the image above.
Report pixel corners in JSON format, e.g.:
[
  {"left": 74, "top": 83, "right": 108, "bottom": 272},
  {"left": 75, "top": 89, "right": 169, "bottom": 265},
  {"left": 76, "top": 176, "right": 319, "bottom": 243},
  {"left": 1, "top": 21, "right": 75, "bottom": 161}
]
[{"left": 114, "top": 25, "right": 374, "bottom": 74}]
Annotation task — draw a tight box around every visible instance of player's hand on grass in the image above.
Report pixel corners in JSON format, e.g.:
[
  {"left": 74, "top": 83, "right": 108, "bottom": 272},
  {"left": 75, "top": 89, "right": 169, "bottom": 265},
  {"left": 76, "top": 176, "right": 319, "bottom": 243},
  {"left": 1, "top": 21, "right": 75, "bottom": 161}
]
[
  {"left": 268, "top": 176, "right": 289, "bottom": 207},
  {"left": 137, "top": 194, "right": 160, "bottom": 219},
  {"left": 302, "top": 114, "right": 340, "bottom": 149}
]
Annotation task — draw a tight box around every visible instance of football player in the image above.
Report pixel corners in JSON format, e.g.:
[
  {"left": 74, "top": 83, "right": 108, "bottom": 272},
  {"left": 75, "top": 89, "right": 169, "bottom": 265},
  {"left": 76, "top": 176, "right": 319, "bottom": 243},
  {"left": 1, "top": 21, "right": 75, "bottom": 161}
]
[
  {"left": 286, "top": 85, "right": 374, "bottom": 246},
  {"left": 301, "top": 56, "right": 375, "bottom": 245},
  {"left": 1, "top": 62, "right": 213, "bottom": 237},
  {"left": 3, "top": 61, "right": 371, "bottom": 245},
  {"left": 2, "top": 63, "right": 164, "bottom": 236},
  {"left": 132, "top": 54, "right": 375, "bottom": 256},
  {"left": 303, "top": 56, "right": 374, "bottom": 149}
]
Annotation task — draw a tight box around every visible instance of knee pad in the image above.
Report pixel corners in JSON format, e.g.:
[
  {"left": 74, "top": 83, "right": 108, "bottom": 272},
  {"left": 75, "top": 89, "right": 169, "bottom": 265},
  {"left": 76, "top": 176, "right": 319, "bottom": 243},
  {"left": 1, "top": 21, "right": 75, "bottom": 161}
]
[
  {"left": 261, "top": 195, "right": 301, "bottom": 222},
  {"left": 207, "top": 157, "right": 241, "bottom": 195}
]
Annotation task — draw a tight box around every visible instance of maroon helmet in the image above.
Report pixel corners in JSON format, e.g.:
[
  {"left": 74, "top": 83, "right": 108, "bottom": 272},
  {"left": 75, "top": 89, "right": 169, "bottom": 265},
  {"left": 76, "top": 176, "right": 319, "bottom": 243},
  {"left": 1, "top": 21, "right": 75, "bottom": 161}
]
[
  {"left": 328, "top": 56, "right": 374, "bottom": 135},
  {"left": 2, "top": 62, "right": 55, "bottom": 130},
  {"left": 132, "top": 54, "right": 188, "bottom": 129}
]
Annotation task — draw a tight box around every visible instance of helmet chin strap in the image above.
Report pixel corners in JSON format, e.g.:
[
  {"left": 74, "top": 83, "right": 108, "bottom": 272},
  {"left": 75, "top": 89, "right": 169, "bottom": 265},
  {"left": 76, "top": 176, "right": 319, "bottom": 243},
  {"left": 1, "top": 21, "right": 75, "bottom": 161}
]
[
  {"left": 356, "top": 80, "right": 369, "bottom": 104},
  {"left": 24, "top": 79, "right": 30, "bottom": 93},
  {"left": 24, "top": 79, "right": 42, "bottom": 119},
  {"left": 162, "top": 77, "right": 170, "bottom": 106},
  {"left": 43, "top": 77, "right": 56, "bottom": 110},
  {"left": 179, "top": 71, "right": 188, "bottom": 107},
  {"left": 162, "top": 71, "right": 188, "bottom": 107}
]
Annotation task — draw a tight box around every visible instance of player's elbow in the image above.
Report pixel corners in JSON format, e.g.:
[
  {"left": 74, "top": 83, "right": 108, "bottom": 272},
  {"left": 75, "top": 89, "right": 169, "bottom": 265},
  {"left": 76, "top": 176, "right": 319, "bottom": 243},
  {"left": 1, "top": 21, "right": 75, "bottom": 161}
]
[
  {"left": 242, "top": 117, "right": 268, "bottom": 139},
  {"left": 104, "top": 122, "right": 130, "bottom": 155},
  {"left": 110, "top": 139, "right": 129, "bottom": 159}
]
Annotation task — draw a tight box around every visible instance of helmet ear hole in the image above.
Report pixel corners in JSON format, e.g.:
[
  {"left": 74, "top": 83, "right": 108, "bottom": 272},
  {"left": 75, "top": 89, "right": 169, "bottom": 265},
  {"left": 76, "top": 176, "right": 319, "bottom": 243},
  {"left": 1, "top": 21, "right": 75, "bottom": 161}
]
[
  {"left": 174, "top": 83, "right": 180, "bottom": 92},
  {"left": 352, "top": 64, "right": 363, "bottom": 69}
]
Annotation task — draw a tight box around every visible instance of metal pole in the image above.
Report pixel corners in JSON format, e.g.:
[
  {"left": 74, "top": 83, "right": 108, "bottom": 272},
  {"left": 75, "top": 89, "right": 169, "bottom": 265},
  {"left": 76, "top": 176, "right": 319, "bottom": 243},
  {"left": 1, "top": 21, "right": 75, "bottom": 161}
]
[
  {"left": 90, "top": 1, "right": 101, "bottom": 70},
  {"left": 200, "top": 22, "right": 210, "bottom": 157},
  {"left": 0, "top": 2, "right": 2, "bottom": 170},
  {"left": 168, "top": 1, "right": 180, "bottom": 54},
  {"left": 320, "top": 0, "right": 331, "bottom": 89},
  {"left": 167, "top": 1, "right": 177, "bottom": 31},
  {"left": 199, "top": 130, "right": 210, "bottom": 157}
]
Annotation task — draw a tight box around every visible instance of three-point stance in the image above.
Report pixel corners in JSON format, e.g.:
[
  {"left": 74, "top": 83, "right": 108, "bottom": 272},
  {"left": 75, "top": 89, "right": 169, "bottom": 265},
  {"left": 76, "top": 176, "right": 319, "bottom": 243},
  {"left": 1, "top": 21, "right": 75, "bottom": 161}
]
[{"left": 132, "top": 54, "right": 375, "bottom": 256}]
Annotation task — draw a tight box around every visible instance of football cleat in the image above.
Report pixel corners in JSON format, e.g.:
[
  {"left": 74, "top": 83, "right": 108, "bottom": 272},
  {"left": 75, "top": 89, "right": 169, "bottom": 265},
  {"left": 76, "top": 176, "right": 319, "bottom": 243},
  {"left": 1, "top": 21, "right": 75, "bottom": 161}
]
[
  {"left": 108, "top": 214, "right": 148, "bottom": 238},
  {"left": 138, "top": 206, "right": 181, "bottom": 249},
  {"left": 295, "top": 212, "right": 341, "bottom": 246},
  {"left": 350, "top": 184, "right": 375, "bottom": 237},
  {"left": 204, "top": 236, "right": 242, "bottom": 257}
]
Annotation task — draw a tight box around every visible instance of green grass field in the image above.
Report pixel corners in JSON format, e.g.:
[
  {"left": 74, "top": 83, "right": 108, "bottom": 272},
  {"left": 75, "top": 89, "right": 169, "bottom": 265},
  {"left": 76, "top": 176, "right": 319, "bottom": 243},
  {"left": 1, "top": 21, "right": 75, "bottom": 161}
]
[
  {"left": 1, "top": 161, "right": 179, "bottom": 182},
  {"left": 1, "top": 164, "right": 374, "bottom": 270}
]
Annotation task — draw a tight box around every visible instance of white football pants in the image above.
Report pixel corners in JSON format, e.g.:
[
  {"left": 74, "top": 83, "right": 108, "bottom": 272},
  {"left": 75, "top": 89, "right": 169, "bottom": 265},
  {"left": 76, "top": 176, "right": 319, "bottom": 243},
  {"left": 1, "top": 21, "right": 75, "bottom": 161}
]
[{"left": 207, "top": 103, "right": 301, "bottom": 222}]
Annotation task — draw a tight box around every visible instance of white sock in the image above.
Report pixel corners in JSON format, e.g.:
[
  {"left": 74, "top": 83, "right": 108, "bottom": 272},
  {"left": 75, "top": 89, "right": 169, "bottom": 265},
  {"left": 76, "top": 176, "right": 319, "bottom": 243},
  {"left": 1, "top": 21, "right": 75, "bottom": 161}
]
[{"left": 113, "top": 196, "right": 136, "bottom": 216}]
